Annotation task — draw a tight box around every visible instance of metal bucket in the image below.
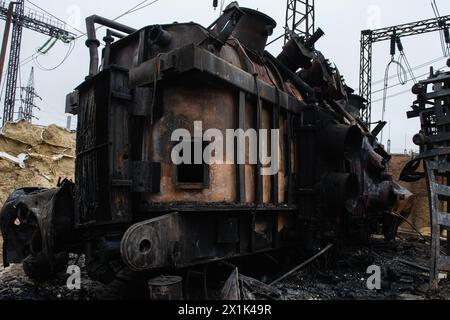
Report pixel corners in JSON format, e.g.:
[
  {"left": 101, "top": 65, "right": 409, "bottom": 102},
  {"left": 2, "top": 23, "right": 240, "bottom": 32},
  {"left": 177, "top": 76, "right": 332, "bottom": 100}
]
[{"left": 148, "top": 275, "right": 183, "bottom": 300}]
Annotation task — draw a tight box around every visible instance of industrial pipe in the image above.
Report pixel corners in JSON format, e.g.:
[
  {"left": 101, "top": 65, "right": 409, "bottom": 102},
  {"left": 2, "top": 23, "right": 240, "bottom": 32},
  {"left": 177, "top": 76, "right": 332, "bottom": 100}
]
[
  {"left": 304, "top": 28, "right": 325, "bottom": 48},
  {"left": 0, "top": 2, "right": 15, "bottom": 89},
  {"left": 85, "top": 15, "right": 137, "bottom": 77},
  {"left": 264, "top": 51, "right": 316, "bottom": 102},
  {"left": 320, "top": 124, "right": 363, "bottom": 160},
  {"left": 102, "top": 29, "right": 126, "bottom": 69}
]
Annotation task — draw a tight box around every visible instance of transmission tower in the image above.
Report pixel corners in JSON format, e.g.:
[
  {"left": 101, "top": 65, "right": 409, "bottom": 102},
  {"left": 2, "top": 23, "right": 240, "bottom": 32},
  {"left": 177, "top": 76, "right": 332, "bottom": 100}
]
[
  {"left": 19, "top": 66, "right": 39, "bottom": 122},
  {"left": 3, "top": 0, "right": 24, "bottom": 124},
  {"left": 0, "top": 0, "right": 76, "bottom": 125},
  {"left": 285, "top": 0, "right": 315, "bottom": 43}
]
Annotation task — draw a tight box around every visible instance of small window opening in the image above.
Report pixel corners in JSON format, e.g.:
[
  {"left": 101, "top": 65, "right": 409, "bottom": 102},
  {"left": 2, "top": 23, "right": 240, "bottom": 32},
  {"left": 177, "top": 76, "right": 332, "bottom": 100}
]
[{"left": 176, "top": 140, "right": 209, "bottom": 189}]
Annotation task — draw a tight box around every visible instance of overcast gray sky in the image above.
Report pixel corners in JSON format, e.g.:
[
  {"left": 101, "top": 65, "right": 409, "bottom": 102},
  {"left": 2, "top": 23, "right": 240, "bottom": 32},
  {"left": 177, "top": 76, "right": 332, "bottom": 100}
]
[{"left": 1, "top": 0, "right": 449, "bottom": 153}]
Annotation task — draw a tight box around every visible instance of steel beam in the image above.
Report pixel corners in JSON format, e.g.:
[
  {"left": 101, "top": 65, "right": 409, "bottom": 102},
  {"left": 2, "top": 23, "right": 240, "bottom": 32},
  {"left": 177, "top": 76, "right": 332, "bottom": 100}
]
[
  {"left": 359, "top": 15, "right": 450, "bottom": 128},
  {"left": 285, "top": 0, "right": 315, "bottom": 44}
]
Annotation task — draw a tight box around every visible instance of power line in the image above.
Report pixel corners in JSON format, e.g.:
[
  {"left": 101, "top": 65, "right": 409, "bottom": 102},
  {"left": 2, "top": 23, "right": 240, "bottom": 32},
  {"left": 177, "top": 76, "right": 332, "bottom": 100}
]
[
  {"left": 27, "top": 0, "right": 85, "bottom": 35},
  {"left": 431, "top": 0, "right": 448, "bottom": 56},
  {"left": 74, "top": 0, "right": 161, "bottom": 40},
  {"left": 373, "top": 67, "right": 439, "bottom": 95},
  {"left": 33, "top": 40, "right": 76, "bottom": 71},
  {"left": 372, "top": 65, "right": 447, "bottom": 103},
  {"left": 372, "top": 55, "right": 447, "bottom": 85}
]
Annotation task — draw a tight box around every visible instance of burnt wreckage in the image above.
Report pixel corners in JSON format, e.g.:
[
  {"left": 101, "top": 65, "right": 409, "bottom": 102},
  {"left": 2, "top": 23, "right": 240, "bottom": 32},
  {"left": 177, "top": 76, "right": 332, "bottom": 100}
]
[
  {"left": 1, "top": 4, "right": 405, "bottom": 289},
  {"left": 401, "top": 62, "right": 450, "bottom": 288}
]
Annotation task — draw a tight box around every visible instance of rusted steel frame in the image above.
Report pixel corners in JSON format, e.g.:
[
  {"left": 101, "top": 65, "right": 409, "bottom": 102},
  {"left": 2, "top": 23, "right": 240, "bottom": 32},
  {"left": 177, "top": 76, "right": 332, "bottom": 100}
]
[
  {"left": 285, "top": 112, "right": 293, "bottom": 205},
  {"left": 400, "top": 147, "right": 450, "bottom": 182},
  {"left": 423, "top": 89, "right": 450, "bottom": 101},
  {"left": 108, "top": 67, "right": 132, "bottom": 222},
  {"left": 254, "top": 74, "right": 263, "bottom": 205},
  {"left": 85, "top": 15, "right": 137, "bottom": 77},
  {"left": 419, "top": 72, "right": 450, "bottom": 85},
  {"left": 272, "top": 89, "right": 280, "bottom": 205},
  {"left": 138, "top": 203, "right": 297, "bottom": 213},
  {"left": 129, "top": 44, "right": 307, "bottom": 114},
  {"left": 237, "top": 90, "right": 246, "bottom": 203},
  {"left": 424, "top": 160, "right": 443, "bottom": 289},
  {"left": 120, "top": 211, "right": 290, "bottom": 271},
  {"left": 76, "top": 142, "right": 109, "bottom": 157}
]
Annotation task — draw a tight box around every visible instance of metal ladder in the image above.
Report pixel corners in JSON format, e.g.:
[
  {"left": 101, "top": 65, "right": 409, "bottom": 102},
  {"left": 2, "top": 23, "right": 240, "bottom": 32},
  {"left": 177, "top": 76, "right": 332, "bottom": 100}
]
[
  {"left": 424, "top": 158, "right": 450, "bottom": 289},
  {"left": 402, "top": 68, "right": 450, "bottom": 288}
]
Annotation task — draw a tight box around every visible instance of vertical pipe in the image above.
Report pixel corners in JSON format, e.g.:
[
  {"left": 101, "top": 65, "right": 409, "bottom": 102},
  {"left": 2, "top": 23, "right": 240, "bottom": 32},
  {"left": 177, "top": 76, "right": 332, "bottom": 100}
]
[
  {"left": 238, "top": 90, "right": 246, "bottom": 203},
  {"left": 0, "top": 2, "right": 15, "bottom": 92},
  {"left": 272, "top": 92, "right": 279, "bottom": 205},
  {"left": 255, "top": 79, "right": 263, "bottom": 205}
]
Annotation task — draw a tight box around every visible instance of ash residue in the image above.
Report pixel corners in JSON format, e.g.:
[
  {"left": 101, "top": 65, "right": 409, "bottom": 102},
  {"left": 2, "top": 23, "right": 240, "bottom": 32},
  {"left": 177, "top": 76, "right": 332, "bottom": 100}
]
[
  {"left": 0, "top": 254, "right": 112, "bottom": 300},
  {"left": 1, "top": 235, "right": 450, "bottom": 300},
  {"left": 276, "top": 235, "right": 449, "bottom": 300}
]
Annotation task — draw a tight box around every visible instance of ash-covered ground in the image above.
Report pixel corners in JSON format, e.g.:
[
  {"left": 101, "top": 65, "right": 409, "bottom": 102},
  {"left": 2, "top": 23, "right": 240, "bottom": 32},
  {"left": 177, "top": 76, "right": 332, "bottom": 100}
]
[
  {"left": 275, "top": 234, "right": 450, "bottom": 300},
  {"left": 1, "top": 234, "right": 450, "bottom": 300}
]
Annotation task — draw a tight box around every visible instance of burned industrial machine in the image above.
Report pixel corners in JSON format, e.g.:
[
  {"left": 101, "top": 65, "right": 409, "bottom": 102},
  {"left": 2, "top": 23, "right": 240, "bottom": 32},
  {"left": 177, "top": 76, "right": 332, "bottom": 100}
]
[{"left": 1, "top": 3, "right": 403, "bottom": 290}]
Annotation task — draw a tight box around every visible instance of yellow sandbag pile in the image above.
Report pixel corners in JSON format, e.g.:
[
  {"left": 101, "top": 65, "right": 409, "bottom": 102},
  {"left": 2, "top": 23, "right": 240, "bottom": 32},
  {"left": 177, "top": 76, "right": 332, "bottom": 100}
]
[{"left": 0, "top": 120, "right": 76, "bottom": 206}]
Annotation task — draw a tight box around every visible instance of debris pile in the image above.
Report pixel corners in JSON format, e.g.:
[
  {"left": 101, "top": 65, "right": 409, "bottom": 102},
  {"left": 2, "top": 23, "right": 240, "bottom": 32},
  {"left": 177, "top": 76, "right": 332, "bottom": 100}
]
[
  {"left": 0, "top": 120, "right": 75, "bottom": 206},
  {"left": 0, "top": 236, "right": 450, "bottom": 300},
  {"left": 274, "top": 236, "right": 450, "bottom": 300},
  {"left": 0, "top": 254, "right": 111, "bottom": 300}
]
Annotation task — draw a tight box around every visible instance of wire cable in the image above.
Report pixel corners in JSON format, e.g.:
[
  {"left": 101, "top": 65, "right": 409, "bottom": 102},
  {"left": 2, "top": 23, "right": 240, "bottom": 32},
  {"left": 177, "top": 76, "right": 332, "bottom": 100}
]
[
  {"left": 398, "top": 51, "right": 417, "bottom": 84},
  {"left": 372, "top": 64, "right": 447, "bottom": 103},
  {"left": 431, "top": 0, "right": 447, "bottom": 57},
  {"left": 33, "top": 40, "right": 76, "bottom": 71},
  {"left": 372, "top": 66, "right": 443, "bottom": 95},
  {"left": 27, "top": 0, "right": 85, "bottom": 35},
  {"left": 380, "top": 55, "right": 406, "bottom": 143},
  {"left": 372, "top": 55, "right": 446, "bottom": 86},
  {"left": 73, "top": 0, "right": 161, "bottom": 40}
]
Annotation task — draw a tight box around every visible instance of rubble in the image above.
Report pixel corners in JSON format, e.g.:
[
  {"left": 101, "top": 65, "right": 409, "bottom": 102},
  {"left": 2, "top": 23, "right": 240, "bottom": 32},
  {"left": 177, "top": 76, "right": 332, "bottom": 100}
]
[
  {"left": 274, "top": 235, "right": 450, "bottom": 300},
  {"left": 0, "top": 120, "right": 75, "bottom": 206},
  {"left": 0, "top": 120, "right": 76, "bottom": 297},
  {"left": 1, "top": 235, "right": 450, "bottom": 300}
]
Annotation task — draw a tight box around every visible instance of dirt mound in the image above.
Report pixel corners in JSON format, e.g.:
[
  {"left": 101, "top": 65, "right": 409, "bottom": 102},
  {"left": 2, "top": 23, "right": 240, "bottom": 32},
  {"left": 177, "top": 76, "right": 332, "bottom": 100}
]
[
  {"left": 0, "top": 120, "right": 76, "bottom": 206},
  {"left": 390, "top": 154, "right": 432, "bottom": 236}
]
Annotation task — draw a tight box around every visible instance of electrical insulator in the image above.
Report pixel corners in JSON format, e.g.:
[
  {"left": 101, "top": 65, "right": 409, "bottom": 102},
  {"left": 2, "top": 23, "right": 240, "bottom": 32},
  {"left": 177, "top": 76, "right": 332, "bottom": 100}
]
[
  {"left": 396, "top": 37, "right": 404, "bottom": 52},
  {"left": 213, "top": 0, "right": 218, "bottom": 10},
  {"left": 390, "top": 34, "right": 396, "bottom": 56},
  {"left": 444, "top": 27, "right": 450, "bottom": 44}
]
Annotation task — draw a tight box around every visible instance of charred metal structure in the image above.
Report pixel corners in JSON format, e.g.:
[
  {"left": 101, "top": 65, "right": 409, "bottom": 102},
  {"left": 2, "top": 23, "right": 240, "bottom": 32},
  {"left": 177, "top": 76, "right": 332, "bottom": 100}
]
[
  {"left": 1, "top": 4, "right": 403, "bottom": 292},
  {"left": 401, "top": 65, "right": 450, "bottom": 289}
]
